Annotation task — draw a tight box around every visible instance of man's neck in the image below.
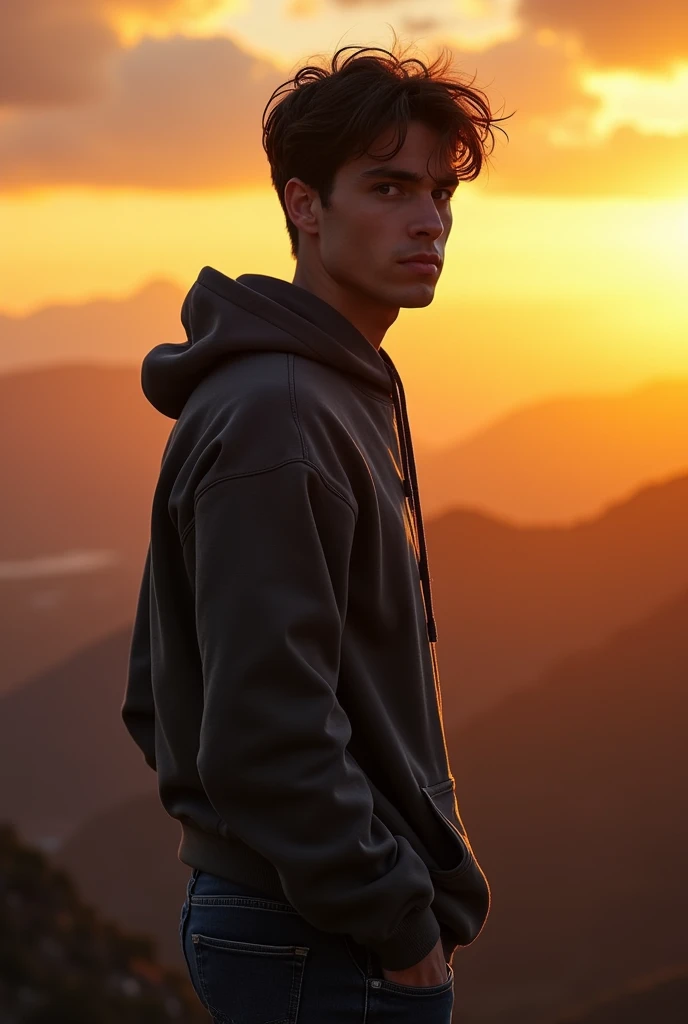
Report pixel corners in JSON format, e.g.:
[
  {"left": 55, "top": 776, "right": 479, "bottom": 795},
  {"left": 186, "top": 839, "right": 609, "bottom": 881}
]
[{"left": 291, "top": 262, "right": 398, "bottom": 351}]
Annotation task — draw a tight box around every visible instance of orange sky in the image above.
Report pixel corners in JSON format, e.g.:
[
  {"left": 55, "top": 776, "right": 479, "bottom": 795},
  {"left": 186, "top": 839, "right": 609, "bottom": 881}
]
[{"left": 2, "top": 0, "right": 687, "bottom": 444}]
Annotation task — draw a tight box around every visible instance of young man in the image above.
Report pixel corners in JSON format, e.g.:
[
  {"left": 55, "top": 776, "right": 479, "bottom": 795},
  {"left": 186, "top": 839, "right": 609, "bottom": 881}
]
[{"left": 122, "top": 40, "right": 504, "bottom": 1023}]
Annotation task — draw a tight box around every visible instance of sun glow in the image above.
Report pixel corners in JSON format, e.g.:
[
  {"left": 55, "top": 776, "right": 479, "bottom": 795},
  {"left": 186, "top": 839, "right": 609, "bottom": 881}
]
[
  {"left": 583, "top": 63, "right": 688, "bottom": 137},
  {"left": 114, "top": 1, "right": 248, "bottom": 47}
]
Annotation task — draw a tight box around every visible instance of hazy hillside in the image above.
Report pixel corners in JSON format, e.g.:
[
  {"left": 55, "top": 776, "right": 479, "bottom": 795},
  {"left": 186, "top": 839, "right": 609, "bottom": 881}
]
[
  {"left": 3, "top": 290, "right": 687, "bottom": 525},
  {"left": 431, "top": 471, "right": 688, "bottom": 722},
  {"left": 0, "top": 822, "right": 205, "bottom": 1023},
  {"left": 3, "top": 470, "right": 688, "bottom": 847},
  {"left": 553, "top": 966, "right": 688, "bottom": 1024},
  {"left": 0, "top": 558, "right": 142, "bottom": 701},
  {"left": 0, "top": 631, "right": 151, "bottom": 845},
  {"left": 55, "top": 797, "right": 190, "bottom": 969},
  {"left": 417, "top": 376, "right": 688, "bottom": 522},
  {"left": 0, "top": 280, "right": 183, "bottom": 373},
  {"left": 2, "top": 372, "right": 687, "bottom": 715},
  {"left": 50, "top": 584, "right": 688, "bottom": 1024},
  {"left": 0, "top": 364, "right": 169, "bottom": 693},
  {"left": 2, "top": 361, "right": 687, "bottom": 704},
  {"left": 0, "top": 365, "right": 169, "bottom": 559},
  {"left": 451, "top": 585, "right": 688, "bottom": 1024}
]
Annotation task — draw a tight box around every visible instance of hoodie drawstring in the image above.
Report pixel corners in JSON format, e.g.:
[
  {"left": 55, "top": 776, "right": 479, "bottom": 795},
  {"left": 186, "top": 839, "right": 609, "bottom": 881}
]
[{"left": 379, "top": 350, "right": 438, "bottom": 644}]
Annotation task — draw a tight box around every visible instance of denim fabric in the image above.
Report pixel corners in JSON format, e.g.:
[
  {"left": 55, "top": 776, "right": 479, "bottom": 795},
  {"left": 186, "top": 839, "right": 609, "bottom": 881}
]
[{"left": 179, "top": 868, "right": 454, "bottom": 1023}]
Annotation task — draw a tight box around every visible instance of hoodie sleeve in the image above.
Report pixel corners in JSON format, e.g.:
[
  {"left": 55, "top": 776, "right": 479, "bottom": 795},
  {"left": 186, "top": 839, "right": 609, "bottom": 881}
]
[
  {"left": 188, "top": 457, "right": 441, "bottom": 970},
  {"left": 122, "top": 424, "right": 181, "bottom": 770},
  {"left": 121, "top": 543, "right": 157, "bottom": 772}
]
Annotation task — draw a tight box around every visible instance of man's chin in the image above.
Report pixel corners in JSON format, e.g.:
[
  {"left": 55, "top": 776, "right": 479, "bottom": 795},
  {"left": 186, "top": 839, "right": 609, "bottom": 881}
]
[{"left": 397, "top": 284, "right": 437, "bottom": 308}]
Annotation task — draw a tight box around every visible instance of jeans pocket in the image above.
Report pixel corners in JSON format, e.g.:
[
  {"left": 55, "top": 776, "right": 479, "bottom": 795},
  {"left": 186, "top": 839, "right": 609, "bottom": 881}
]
[
  {"left": 344, "top": 935, "right": 454, "bottom": 1023},
  {"left": 366, "top": 962, "right": 454, "bottom": 1022},
  {"left": 191, "top": 932, "right": 309, "bottom": 1024}
]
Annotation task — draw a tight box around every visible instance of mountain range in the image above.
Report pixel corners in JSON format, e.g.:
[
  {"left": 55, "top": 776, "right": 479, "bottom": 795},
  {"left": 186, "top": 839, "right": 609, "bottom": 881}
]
[
  {"left": 44, "top": 581, "right": 688, "bottom": 1024},
  {"left": 0, "top": 821, "right": 205, "bottom": 1022},
  {"left": 2, "top": 282, "right": 687, "bottom": 524},
  {"left": 553, "top": 965, "right": 688, "bottom": 1024},
  {"left": 3, "top": 466, "right": 687, "bottom": 847},
  {"left": 2, "top": 308, "right": 686, "bottom": 1023},
  {"left": 2, "top": 360, "right": 687, "bottom": 720}
]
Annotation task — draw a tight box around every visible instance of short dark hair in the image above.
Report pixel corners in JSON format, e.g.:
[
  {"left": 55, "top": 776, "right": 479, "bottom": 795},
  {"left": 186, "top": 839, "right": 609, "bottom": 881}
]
[{"left": 261, "top": 34, "right": 510, "bottom": 259}]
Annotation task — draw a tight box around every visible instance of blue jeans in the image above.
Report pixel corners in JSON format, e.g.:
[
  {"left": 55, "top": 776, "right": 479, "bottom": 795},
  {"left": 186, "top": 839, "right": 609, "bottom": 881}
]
[{"left": 179, "top": 868, "right": 455, "bottom": 1022}]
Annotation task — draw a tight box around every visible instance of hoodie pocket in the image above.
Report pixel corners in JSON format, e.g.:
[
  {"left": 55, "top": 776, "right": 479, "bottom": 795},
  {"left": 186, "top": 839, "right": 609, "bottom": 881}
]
[
  {"left": 421, "top": 777, "right": 492, "bottom": 948},
  {"left": 421, "top": 777, "right": 473, "bottom": 879}
]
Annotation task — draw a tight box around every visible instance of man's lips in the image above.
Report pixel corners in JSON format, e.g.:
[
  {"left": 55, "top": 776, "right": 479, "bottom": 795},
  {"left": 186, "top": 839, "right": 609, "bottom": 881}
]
[{"left": 399, "top": 260, "right": 440, "bottom": 275}]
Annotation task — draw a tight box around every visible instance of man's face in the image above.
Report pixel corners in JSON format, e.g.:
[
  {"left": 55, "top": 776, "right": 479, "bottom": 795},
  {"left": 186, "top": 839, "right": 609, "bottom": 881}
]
[{"left": 307, "top": 120, "right": 455, "bottom": 311}]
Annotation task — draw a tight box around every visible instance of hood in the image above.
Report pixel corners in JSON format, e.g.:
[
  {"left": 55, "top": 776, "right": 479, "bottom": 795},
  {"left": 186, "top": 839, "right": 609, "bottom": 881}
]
[
  {"left": 142, "top": 265, "right": 438, "bottom": 644},
  {"left": 142, "top": 266, "right": 394, "bottom": 420}
]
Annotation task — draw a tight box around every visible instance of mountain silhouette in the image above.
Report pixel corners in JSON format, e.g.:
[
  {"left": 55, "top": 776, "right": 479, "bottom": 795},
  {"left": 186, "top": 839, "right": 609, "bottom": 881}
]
[
  {"left": 0, "top": 280, "right": 182, "bottom": 374},
  {"left": 49, "top": 584, "right": 688, "bottom": 1023},
  {"left": 0, "top": 365, "right": 169, "bottom": 694},
  {"left": 0, "top": 631, "right": 151, "bottom": 844},
  {"left": 449, "top": 584, "right": 688, "bottom": 1023},
  {"left": 2, "top": 360, "right": 686, "bottom": 701},
  {"left": 552, "top": 965, "right": 688, "bottom": 1023},
  {"left": 430, "top": 471, "right": 688, "bottom": 722},
  {"left": 3, "top": 290, "right": 687, "bottom": 524},
  {"left": 2, "top": 470, "right": 688, "bottom": 846},
  {"left": 0, "top": 821, "right": 205, "bottom": 1022},
  {"left": 54, "top": 796, "right": 188, "bottom": 969},
  {"left": 0, "top": 365, "right": 169, "bottom": 559},
  {"left": 417, "top": 376, "right": 688, "bottom": 521}
]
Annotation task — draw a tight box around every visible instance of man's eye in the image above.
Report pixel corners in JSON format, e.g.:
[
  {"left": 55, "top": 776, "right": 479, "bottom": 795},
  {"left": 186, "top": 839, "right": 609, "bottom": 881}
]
[
  {"left": 374, "top": 183, "right": 401, "bottom": 196},
  {"left": 373, "top": 183, "right": 454, "bottom": 201}
]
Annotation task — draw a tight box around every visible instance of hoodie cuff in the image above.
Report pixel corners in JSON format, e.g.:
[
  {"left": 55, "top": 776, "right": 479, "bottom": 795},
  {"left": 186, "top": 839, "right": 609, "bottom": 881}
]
[{"left": 369, "top": 903, "right": 441, "bottom": 971}]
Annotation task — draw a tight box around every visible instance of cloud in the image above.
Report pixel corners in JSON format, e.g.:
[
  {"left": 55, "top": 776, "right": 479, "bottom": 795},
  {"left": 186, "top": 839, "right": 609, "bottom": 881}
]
[
  {"left": 0, "top": 549, "right": 120, "bottom": 580},
  {"left": 400, "top": 17, "right": 447, "bottom": 37},
  {"left": 449, "top": 31, "right": 688, "bottom": 197},
  {"left": 521, "top": 0, "right": 688, "bottom": 71},
  {"left": 0, "top": 21, "right": 685, "bottom": 198},
  {"left": 284, "top": 0, "right": 323, "bottom": 14},
  {"left": 327, "top": 0, "right": 395, "bottom": 5},
  {"left": 0, "top": 1, "right": 118, "bottom": 105},
  {"left": 452, "top": 31, "right": 594, "bottom": 119},
  {"left": 0, "top": 34, "right": 282, "bottom": 189},
  {"left": 0, "top": 0, "right": 225, "bottom": 106},
  {"left": 486, "top": 122, "right": 688, "bottom": 197}
]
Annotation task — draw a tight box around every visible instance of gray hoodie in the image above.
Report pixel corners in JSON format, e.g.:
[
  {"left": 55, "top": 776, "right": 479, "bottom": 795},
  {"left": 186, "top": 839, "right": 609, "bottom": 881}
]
[{"left": 121, "top": 265, "right": 491, "bottom": 970}]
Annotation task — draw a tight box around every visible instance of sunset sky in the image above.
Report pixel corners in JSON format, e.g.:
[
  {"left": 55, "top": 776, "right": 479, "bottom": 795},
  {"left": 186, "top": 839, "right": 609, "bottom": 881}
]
[{"left": 3, "top": 0, "right": 687, "bottom": 445}]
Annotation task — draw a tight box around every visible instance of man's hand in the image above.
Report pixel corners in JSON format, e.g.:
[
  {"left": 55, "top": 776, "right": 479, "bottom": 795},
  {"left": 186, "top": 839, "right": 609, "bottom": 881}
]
[{"left": 381, "top": 936, "right": 449, "bottom": 987}]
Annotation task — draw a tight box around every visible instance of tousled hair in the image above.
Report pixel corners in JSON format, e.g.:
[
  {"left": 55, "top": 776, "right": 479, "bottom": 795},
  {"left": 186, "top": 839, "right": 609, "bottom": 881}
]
[{"left": 261, "top": 31, "right": 511, "bottom": 259}]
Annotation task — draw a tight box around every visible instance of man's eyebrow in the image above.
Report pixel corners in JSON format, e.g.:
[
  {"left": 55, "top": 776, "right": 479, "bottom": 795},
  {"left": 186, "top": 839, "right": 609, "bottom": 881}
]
[{"left": 358, "top": 166, "right": 459, "bottom": 188}]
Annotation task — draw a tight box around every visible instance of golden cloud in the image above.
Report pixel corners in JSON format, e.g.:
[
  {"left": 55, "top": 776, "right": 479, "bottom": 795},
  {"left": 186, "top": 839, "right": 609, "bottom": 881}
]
[
  {"left": 0, "top": 34, "right": 282, "bottom": 189},
  {"left": 0, "top": 24, "right": 686, "bottom": 198},
  {"left": 0, "top": 1, "right": 118, "bottom": 105},
  {"left": 455, "top": 31, "right": 688, "bottom": 196},
  {"left": 522, "top": 0, "right": 688, "bottom": 70},
  {"left": 487, "top": 121, "right": 688, "bottom": 197},
  {"left": 0, "top": 0, "right": 225, "bottom": 105},
  {"left": 455, "top": 31, "right": 596, "bottom": 119}
]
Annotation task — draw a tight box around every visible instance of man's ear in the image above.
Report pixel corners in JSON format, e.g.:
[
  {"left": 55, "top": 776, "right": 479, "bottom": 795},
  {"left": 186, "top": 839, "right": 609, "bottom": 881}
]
[{"left": 284, "top": 178, "right": 320, "bottom": 239}]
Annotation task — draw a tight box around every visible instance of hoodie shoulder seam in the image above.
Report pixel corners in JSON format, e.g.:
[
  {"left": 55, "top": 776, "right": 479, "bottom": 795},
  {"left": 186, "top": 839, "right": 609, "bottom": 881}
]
[
  {"left": 190, "top": 458, "right": 358, "bottom": 524},
  {"left": 287, "top": 353, "right": 308, "bottom": 460}
]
